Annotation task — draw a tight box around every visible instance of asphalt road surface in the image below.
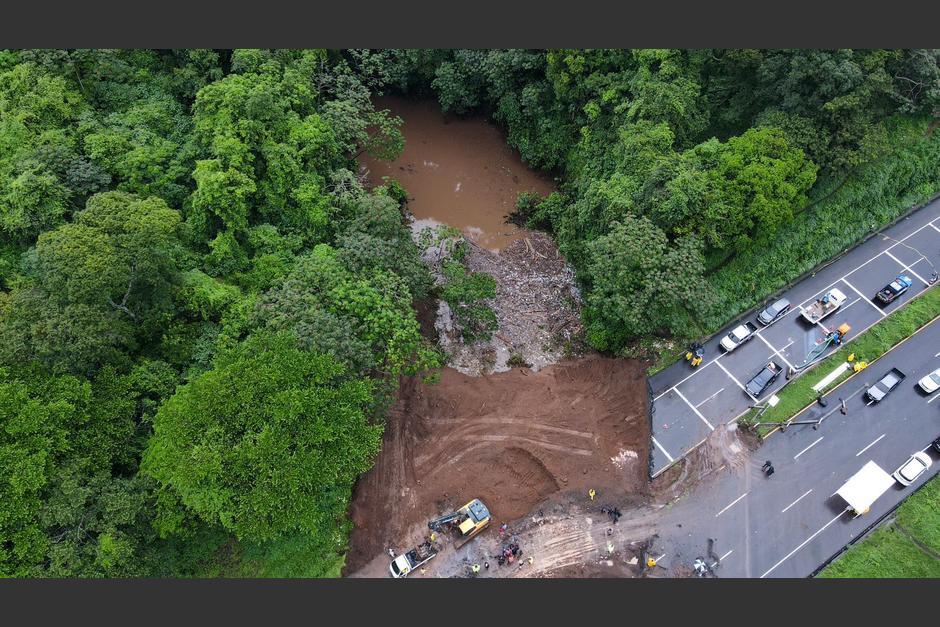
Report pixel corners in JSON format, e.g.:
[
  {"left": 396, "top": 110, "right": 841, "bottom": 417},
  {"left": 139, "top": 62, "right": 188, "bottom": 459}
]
[
  {"left": 652, "top": 315, "right": 940, "bottom": 578},
  {"left": 650, "top": 198, "right": 940, "bottom": 476}
]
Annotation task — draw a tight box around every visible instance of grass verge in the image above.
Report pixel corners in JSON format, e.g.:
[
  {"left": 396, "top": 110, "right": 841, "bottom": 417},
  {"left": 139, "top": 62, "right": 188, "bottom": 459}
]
[
  {"left": 739, "top": 284, "right": 940, "bottom": 436},
  {"left": 818, "top": 475, "right": 940, "bottom": 578}
]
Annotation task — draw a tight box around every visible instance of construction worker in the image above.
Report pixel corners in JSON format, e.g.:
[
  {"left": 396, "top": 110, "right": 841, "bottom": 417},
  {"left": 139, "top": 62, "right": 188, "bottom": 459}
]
[
  {"left": 589, "top": 488, "right": 596, "bottom": 501},
  {"left": 471, "top": 563, "right": 481, "bottom": 575},
  {"left": 646, "top": 557, "right": 657, "bottom": 568}
]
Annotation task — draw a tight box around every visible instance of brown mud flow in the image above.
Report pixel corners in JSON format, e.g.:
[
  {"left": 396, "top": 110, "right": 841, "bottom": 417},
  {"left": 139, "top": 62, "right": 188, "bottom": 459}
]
[
  {"left": 343, "top": 355, "right": 651, "bottom": 575},
  {"left": 358, "top": 96, "right": 555, "bottom": 251}
]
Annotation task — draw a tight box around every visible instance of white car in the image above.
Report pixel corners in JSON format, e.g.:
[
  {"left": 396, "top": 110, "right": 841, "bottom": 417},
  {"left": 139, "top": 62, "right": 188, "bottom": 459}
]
[
  {"left": 892, "top": 452, "right": 932, "bottom": 486},
  {"left": 918, "top": 368, "right": 940, "bottom": 394}
]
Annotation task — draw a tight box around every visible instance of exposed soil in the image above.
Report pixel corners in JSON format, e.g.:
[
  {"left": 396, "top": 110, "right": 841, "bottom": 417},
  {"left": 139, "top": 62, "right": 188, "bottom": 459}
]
[
  {"left": 359, "top": 96, "right": 555, "bottom": 252},
  {"left": 652, "top": 424, "right": 758, "bottom": 501},
  {"left": 343, "top": 355, "right": 651, "bottom": 575}
]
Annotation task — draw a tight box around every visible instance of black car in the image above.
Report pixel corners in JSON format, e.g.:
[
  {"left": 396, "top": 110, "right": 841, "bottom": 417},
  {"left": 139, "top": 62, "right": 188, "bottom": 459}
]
[
  {"left": 745, "top": 361, "right": 782, "bottom": 398},
  {"left": 864, "top": 368, "right": 906, "bottom": 403},
  {"left": 757, "top": 298, "right": 791, "bottom": 325},
  {"left": 933, "top": 436, "right": 940, "bottom": 454}
]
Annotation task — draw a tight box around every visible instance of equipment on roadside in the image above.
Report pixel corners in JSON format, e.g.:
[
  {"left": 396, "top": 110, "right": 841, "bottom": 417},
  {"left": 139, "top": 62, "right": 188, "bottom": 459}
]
[
  {"left": 428, "top": 498, "right": 491, "bottom": 549},
  {"left": 685, "top": 342, "right": 704, "bottom": 368},
  {"left": 790, "top": 323, "right": 851, "bottom": 374}
]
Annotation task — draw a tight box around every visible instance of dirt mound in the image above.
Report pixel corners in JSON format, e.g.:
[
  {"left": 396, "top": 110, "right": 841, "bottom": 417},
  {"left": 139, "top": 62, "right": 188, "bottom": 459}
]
[
  {"left": 652, "top": 424, "right": 757, "bottom": 500},
  {"left": 343, "top": 354, "right": 650, "bottom": 574}
]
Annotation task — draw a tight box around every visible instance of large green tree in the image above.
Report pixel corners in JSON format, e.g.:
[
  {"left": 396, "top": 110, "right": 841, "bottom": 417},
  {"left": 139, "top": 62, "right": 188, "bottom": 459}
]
[{"left": 142, "top": 332, "right": 382, "bottom": 546}]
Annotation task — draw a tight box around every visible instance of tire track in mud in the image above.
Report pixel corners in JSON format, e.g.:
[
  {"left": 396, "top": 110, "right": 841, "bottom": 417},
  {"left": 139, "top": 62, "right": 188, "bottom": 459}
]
[{"left": 343, "top": 355, "right": 651, "bottom": 575}]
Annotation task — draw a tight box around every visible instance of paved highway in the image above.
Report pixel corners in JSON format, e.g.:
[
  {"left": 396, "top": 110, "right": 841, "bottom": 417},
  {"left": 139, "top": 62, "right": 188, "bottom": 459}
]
[
  {"left": 651, "top": 315, "right": 940, "bottom": 577},
  {"left": 649, "top": 198, "right": 940, "bottom": 476}
]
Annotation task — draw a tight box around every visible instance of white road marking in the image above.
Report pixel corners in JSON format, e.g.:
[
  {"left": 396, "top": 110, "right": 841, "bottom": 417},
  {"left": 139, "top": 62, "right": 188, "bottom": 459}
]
[
  {"left": 927, "top": 393, "right": 940, "bottom": 404},
  {"left": 651, "top": 436, "right": 675, "bottom": 463},
  {"left": 841, "top": 279, "right": 885, "bottom": 317},
  {"left": 883, "top": 250, "right": 930, "bottom": 287},
  {"left": 714, "top": 360, "right": 758, "bottom": 402},
  {"left": 856, "top": 434, "right": 886, "bottom": 456},
  {"left": 755, "top": 333, "right": 795, "bottom": 371},
  {"left": 719, "top": 549, "right": 733, "bottom": 561},
  {"left": 650, "top": 212, "right": 940, "bottom": 475},
  {"left": 715, "top": 492, "right": 748, "bottom": 518},
  {"left": 674, "top": 387, "right": 715, "bottom": 430},
  {"left": 793, "top": 436, "right": 824, "bottom": 460},
  {"left": 695, "top": 388, "right": 725, "bottom": 407},
  {"left": 655, "top": 553, "right": 665, "bottom": 563},
  {"left": 781, "top": 489, "right": 813, "bottom": 513},
  {"left": 761, "top": 510, "right": 847, "bottom": 578}
]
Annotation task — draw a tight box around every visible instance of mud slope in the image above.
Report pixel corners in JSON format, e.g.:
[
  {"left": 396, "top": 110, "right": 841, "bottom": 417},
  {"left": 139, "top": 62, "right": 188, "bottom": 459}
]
[{"left": 343, "top": 355, "right": 649, "bottom": 574}]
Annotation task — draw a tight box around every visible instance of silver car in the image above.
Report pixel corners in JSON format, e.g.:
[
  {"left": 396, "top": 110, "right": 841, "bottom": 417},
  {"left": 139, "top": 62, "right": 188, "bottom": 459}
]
[
  {"left": 892, "top": 452, "right": 932, "bottom": 486},
  {"left": 757, "top": 298, "right": 791, "bottom": 325}
]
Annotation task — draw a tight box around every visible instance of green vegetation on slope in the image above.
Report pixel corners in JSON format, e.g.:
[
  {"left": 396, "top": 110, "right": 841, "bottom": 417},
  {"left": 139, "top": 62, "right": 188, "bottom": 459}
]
[
  {"left": 1, "top": 48, "right": 939, "bottom": 578},
  {"left": 376, "top": 49, "right": 940, "bottom": 359}
]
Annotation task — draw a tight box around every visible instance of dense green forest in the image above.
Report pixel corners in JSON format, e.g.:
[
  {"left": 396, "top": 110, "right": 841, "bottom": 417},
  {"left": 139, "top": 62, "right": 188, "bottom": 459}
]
[{"left": 1, "top": 49, "right": 938, "bottom": 577}]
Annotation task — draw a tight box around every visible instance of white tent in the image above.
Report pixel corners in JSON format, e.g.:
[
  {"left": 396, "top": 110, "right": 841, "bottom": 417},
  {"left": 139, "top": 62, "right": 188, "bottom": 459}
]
[{"left": 836, "top": 461, "right": 895, "bottom": 516}]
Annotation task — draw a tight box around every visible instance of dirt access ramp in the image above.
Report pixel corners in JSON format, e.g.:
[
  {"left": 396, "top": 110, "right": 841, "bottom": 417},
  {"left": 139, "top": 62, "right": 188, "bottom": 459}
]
[{"left": 343, "top": 355, "right": 650, "bottom": 575}]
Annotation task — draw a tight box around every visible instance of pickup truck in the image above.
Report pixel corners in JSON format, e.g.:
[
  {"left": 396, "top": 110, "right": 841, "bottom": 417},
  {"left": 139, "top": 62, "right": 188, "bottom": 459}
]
[
  {"left": 745, "top": 361, "right": 782, "bottom": 398},
  {"left": 719, "top": 321, "right": 758, "bottom": 353},
  {"left": 875, "top": 274, "right": 912, "bottom": 304},
  {"left": 864, "top": 368, "right": 906, "bottom": 403},
  {"left": 390, "top": 541, "right": 438, "bottom": 578},
  {"left": 801, "top": 288, "right": 847, "bottom": 324}
]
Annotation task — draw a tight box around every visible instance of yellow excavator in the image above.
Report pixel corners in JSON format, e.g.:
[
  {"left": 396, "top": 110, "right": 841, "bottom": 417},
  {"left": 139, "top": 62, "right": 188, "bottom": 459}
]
[{"left": 428, "top": 498, "right": 491, "bottom": 548}]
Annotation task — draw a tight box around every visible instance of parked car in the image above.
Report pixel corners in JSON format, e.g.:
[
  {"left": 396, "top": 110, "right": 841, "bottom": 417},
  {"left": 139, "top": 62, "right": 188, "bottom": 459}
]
[
  {"left": 757, "top": 298, "right": 791, "bottom": 326},
  {"left": 745, "top": 361, "right": 782, "bottom": 398},
  {"left": 875, "top": 274, "right": 912, "bottom": 304},
  {"left": 933, "top": 436, "right": 940, "bottom": 455},
  {"left": 864, "top": 368, "right": 906, "bottom": 403},
  {"left": 892, "top": 451, "right": 932, "bottom": 486},
  {"left": 720, "top": 321, "right": 758, "bottom": 352},
  {"left": 918, "top": 367, "right": 940, "bottom": 394}
]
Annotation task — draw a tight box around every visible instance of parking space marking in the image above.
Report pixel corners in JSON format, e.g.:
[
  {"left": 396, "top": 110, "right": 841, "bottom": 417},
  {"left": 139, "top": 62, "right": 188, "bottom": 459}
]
[
  {"left": 840, "top": 278, "right": 884, "bottom": 317},
  {"left": 755, "top": 333, "right": 795, "bottom": 371},
  {"left": 927, "top": 393, "right": 940, "bottom": 404},
  {"left": 652, "top": 436, "right": 675, "bottom": 463},
  {"left": 781, "top": 489, "right": 813, "bottom": 514},
  {"left": 674, "top": 388, "right": 715, "bottom": 430},
  {"left": 883, "top": 250, "right": 930, "bottom": 287},
  {"left": 856, "top": 434, "right": 886, "bottom": 456},
  {"left": 656, "top": 213, "right": 940, "bottom": 400},
  {"left": 793, "top": 436, "right": 824, "bottom": 460},
  {"left": 711, "top": 549, "right": 733, "bottom": 568},
  {"left": 695, "top": 387, "right": 725, "bottom": 408},
  {"left": 653, "top": 357, "right": 720, "bottom": 401},
  {"left": 715, "top": 492, "right": 748, "bottom": 517},
  {"left": 714, "top": 360, "right": 759, "bottom": 403},
  {"left": 760, "top": 510, "right": 847, "bottom": 578}
]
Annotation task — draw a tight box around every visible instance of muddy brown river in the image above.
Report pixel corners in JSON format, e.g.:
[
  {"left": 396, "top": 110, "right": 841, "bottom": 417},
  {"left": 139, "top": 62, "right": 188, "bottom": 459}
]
[{"left": 359, "top": 96, "right": 555, "bottom": 251}]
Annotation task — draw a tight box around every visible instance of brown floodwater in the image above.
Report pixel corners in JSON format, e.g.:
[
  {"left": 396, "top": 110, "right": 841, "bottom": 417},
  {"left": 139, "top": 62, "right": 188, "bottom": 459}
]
[{"left": 358, "top": 96, "right": 555, "bottom": 251}]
